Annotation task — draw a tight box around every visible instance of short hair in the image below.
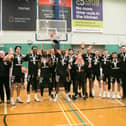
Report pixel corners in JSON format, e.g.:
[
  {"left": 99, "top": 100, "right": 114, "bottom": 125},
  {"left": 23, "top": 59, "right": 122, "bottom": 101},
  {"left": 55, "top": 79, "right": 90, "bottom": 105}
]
[
  {"left": 32, "top": 46, "right": 38, "bottom": 50},
  {"left": 112, "top": 52, "right": 117, "bottom": 55},
  {"left": 15, "top": 46, "right": 21, "bottom": 51},
  {"left": 68, "top": 48, "right": 73, "bottom": 51}
]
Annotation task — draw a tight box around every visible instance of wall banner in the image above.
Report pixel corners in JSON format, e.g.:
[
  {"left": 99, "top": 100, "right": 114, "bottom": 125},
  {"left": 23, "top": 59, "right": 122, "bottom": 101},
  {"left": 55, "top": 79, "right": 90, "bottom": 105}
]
[
  {"left": 72, "top": 0, "right": 103, "bottom": 32},
  {"left": 2, "top": 0, "right": 36, "bottom": 31}
]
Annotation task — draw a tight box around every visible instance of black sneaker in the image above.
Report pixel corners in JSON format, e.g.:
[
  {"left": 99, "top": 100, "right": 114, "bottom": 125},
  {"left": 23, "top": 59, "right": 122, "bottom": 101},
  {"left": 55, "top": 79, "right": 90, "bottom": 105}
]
[
  {"left": 83, "top": 95, "right": 87, "bottom": 100},
  {"left": 68, "top": 94, "right": 71, "bottom": 99},
  {"left": 86, "top": 92, "right": 88, "bottom": 98},
  {"left": 90, "top": 93, "right": 94, "bottom": 98},
  {"left": 7, "top": 100, "right": 10, "bottom": 104},
  {"left": 51, "top": 94, "right": 54, "bottom": 99},
  {"left": 72, "top": 95, "right": 78, "bottom": 101},
  {"left": 78, "top": 92, "right": 81, "bottom": 97}
]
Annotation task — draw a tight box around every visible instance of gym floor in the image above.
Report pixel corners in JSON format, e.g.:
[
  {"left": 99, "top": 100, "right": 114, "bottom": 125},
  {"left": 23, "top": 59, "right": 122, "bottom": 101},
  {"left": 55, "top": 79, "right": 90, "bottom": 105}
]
[{"left": 0, "top": 81, "right": 126, "bottom": 126}]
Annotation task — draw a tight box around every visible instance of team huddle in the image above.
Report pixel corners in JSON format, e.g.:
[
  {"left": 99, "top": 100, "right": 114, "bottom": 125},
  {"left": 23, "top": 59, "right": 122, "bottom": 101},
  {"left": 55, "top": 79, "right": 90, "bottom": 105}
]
[{"left": 0, "top": 43, "right": 126, "bottom": 106}]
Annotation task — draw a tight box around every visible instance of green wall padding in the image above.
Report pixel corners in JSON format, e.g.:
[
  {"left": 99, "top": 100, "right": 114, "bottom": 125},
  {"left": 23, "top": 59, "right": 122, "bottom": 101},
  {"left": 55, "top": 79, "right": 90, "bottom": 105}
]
[
  {"left": 105, "top": 45, "right": 119, "bottom": 54},
  {"left": 60, "top": 44, "right": 72, "bottom": 50}
]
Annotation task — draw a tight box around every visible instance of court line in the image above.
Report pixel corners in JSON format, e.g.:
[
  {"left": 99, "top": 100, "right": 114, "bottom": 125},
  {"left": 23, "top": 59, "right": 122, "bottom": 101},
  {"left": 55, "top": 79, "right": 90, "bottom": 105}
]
[
  {"left": 3, "top": 115, "right": 7, "bottom": 126},
  {"left": 56, "top": 122, "right": 89, "bottom": 126},
  {"left": 61, "top": 93, "right": 93, "bottom": 126},
  {"left": 3, "top": 88, "right": 8, "bottom": 126},
  {"left": 57, "top": 101, "right": 72, "bottom": 126},
  {"left": 61, "top": 94, "right": 86, "bottom": 126},
  {"left": 59, "top": 97, "right": 76, "bottom": 124},
  {"left": 1, "top": 105, "right": 125, "bottom": 117},
  {"left": 115, "top": 99, "right": 126, "bottom": 106},
  {"left": 71, "top": 102, "right": 94, "bottom": 126}
]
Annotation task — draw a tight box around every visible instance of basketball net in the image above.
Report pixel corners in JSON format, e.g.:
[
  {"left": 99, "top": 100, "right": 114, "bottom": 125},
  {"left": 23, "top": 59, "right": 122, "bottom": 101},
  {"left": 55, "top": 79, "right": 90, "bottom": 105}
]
[{"left": 49, "top": 32, "right": 59, "bottom": 41}]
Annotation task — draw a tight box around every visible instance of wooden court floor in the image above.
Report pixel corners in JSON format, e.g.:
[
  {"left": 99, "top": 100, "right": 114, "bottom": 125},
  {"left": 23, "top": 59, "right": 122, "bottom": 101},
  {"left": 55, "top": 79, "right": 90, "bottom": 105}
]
[{"left": 0, "top": 83, "right": 126, "bottom": 126}]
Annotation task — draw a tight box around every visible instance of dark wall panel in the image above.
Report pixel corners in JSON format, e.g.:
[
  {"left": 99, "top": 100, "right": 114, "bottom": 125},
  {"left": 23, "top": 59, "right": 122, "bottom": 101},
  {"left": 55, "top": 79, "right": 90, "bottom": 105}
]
[{"left": 2, "top": 0, "right": 36, "bottom": 31}]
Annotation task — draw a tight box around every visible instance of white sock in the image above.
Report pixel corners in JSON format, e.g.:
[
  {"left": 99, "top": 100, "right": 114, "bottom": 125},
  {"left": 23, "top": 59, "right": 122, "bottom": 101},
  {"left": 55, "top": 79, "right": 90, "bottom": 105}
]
[
  {"left": 27, "top": 94, "right": 30, "bottom": 97},
  {"left": 117, "top": 92, "right": 120, "bottom": 95},
  {"left": 17, "top": 96, "right": 20, "bottom": 99},
  {"left": 11, "top": 97, "right": 14, "bottom": 100},
  {"left": 99, "top": 88, "right": 102, "bottom": 92},
  {"left": 112, "top": 92, "right": 115, "bottom": 95},
  {"left": 34, "top": 93, "right": 37, "bottom": 98}
]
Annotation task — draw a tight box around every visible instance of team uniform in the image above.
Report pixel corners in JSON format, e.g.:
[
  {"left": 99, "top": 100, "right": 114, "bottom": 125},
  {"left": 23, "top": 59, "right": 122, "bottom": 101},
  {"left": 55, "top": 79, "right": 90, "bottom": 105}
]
[
  {"left": 101, "top": 55, "right": 111, "bottom": 94},
  {"left": 82, "top": 53, "right": 94, "bottom": 97},
  {"left": 0, "top": 58, "right": 11, "bottom": 103},
  {"left": 119, "top": 52, "right": 126, "bottom": 98},
  {"left": 92, "top": 55, "right": 101, "bottom": 81},
  {"left": 83, "top": 53, "right": 93, "bottom": 79},
  {"left": 110, "top": 59, "right": 121, "bottom": 84},
  {"left": 24, "top": 53, "right": 40, "bottom": 102},
  {"left": 110, "top": 57, "right": 121, "bottom": 99},
  {"left": 39, "top": 55, "right": 52, "bottom": 99},
  {"left": 72, "top": 61, "right": 88, "bottom": 100},
  {"left": 10, "top": 53, "right": 24, "bottom": 105},
  {"left": 68, "top": 54, "right": 76, "bottom": 98},
  {"left": 24, "top": 54, "right": 40, "bottom": 93},
  {"left": 55, "top": 52, "right": 70, "bottom": 101},
  {"left": 11, "top": 54, "right": 23, "bottom": 84},
  {"left": 50, "top": 54, "right": 57, "bottom": 97}
]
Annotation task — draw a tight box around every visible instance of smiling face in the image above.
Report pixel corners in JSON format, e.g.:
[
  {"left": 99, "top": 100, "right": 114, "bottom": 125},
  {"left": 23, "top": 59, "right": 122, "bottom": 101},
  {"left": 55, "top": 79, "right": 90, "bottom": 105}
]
[
  {"left": 0, "top": 51, "right": 5, "bottom": 59},
  {"left": 50, "top": 49, "right": 55, "bottom": 55},
  {"left": 124, "top": 46, "right": 126, "bottom": 53},
  {"left": 69, "top": 49, "right": 73, "bottom": 56},
  {"left": 103, "top": 50, "right": 108, "bottom": 56},
  {"left": 87, "top": 48, "right": 91, "bottom": 54},
  {"left": 32, "top": 48, "right": 37, "bottom": 54},
  {"left": 95, "top": 50, "right": 99, "bottom": 57},
  {"left": 112, "top": 52, "right": 117, "bottom": 60},
  {"left": 15, "top": 47, "right": 21, "bottom": 55}
]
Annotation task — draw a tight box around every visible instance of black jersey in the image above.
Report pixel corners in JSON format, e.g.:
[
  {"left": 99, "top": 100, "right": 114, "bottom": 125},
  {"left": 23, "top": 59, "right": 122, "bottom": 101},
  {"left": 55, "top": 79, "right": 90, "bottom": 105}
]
[
  {"left": 83, "top": 53, "right": 93, "bottom": 62},
  {"left": 40, "top": 57, "right": 52, "bottom": 78},
  {"left": 92, "top": 56, "right": 101, "bottom": 70},
  {"left": 82, "top": 53, "right": 94, "bottom": 68},
  {"left": 68, "top": 55, "right": 76, "bottom": 66},
  {"left": 0, "top": 58, "right": 11, "bottom": 77},
  {"left": 119, "top": 52, "right": 126, "bottom": 62},
  {"left": 68, "top": 55, "right": 76, "bottom": 72},
  {"left": 50, "top": 54, "right": 57, "bottom": 73},
  {"left": 55, "top": 53, "right": 69, "bottom": 76},
  {"left": 73, "top": 63, "right": 85, "bottom": 73},
  {"left": 119, "top": 53, "right": 126, "bottom": 76},
  {"left": 24, "top": 54, "right": 40, "bottom": 75},
  {"left": 110, "top": 59, "right": 121, "bottom": 77},
  {"left": 12, "top": 54, "right": 23, "bottom": 76},
  {"left": 73, "top": 62, "right": 87, "bottom": 81},
  {"left": 101, "top": 55, "right": 111, "bottom": 74}
]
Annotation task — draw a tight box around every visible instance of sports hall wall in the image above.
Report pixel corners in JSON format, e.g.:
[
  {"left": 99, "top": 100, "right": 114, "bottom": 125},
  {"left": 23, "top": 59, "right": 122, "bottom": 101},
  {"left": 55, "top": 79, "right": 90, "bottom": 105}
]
[{"left": 0, "top": 0, "right": 126, "bottom": 53}]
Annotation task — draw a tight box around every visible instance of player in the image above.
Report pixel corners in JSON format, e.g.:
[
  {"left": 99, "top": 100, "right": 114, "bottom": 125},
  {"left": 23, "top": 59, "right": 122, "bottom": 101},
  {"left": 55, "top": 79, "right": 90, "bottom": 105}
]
[{"left": 24, "top": 46, "right": 40, "bottom": 103}]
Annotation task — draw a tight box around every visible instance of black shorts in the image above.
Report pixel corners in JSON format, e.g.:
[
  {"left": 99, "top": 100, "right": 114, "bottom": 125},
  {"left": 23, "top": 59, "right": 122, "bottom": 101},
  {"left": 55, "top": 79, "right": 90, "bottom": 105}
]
[
  {"left": 103, "top": 73, "right": 110, "bottom": 82},
  {"left": 111, "top": 77, "right": 120, "bottom": 84},
  {"left": 40, "top": 77, "right": 52, "bottom": 89},
  {"left": 86, "top": 68, "right": 92, "bottom": 79},
  {"left": 75, "top": 72, "right": 85, "bottom": 87},
  {"left": 92, "top": 70, "right": 100, "bottom": 81},
  {"left": 111, "top": 71, "right": 121, "bottom": 83},
  {"left": 11, "top": 75, "right": 22, "bottom": 83}
]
